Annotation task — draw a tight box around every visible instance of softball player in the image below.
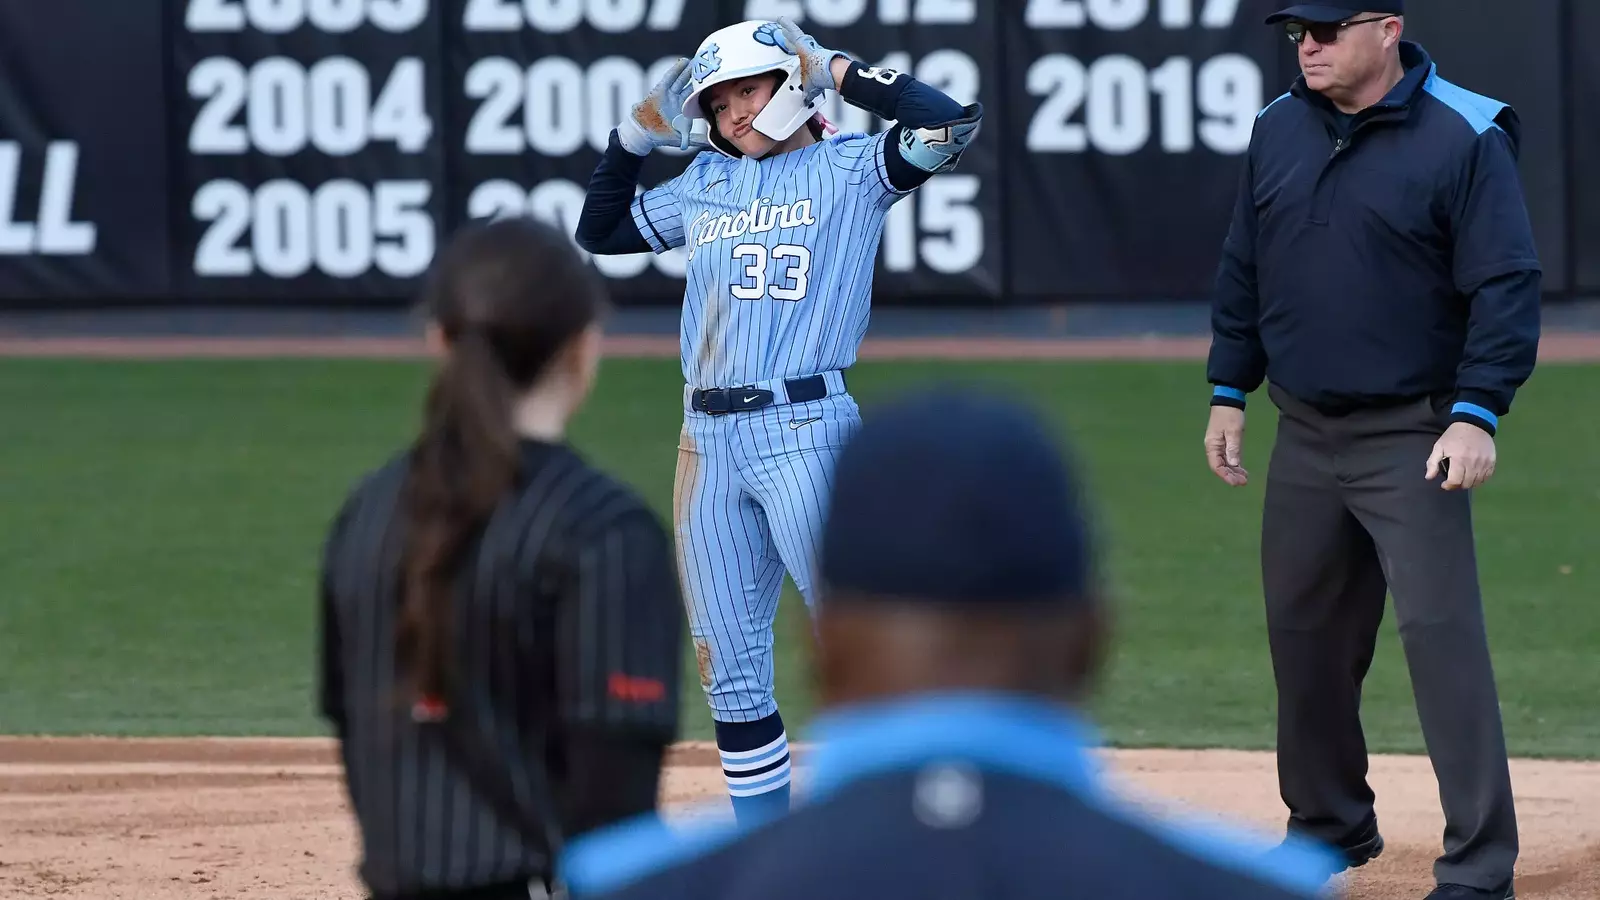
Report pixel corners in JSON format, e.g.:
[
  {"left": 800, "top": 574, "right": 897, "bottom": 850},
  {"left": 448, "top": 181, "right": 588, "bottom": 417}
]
[{"left": 575, "top": 16, "right": 982, "bottom": 824}]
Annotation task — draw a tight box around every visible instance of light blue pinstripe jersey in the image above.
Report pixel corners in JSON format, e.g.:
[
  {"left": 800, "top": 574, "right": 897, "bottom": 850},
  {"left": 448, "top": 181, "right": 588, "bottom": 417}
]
[{"left": 629, "top": 131, "right": 905, "bottom": 390}]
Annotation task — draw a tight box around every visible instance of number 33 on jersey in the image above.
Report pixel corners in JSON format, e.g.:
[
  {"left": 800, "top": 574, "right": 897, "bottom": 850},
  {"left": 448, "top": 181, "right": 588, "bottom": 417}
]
[
  {"left": 632, "top": 127, "right": 908, "bottom": 388},
  {"left": 689, "top": 195, "right": 814, "bottom": 301}
]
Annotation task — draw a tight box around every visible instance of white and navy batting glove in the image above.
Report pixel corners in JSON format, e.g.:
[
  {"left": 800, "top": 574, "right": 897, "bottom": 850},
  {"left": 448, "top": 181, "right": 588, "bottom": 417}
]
[
  {"left": 772, "top": 16, "right": 848, "bottom": 101},
  {"left": 617, "top": 57, "right": 710, "bottom": 156}
]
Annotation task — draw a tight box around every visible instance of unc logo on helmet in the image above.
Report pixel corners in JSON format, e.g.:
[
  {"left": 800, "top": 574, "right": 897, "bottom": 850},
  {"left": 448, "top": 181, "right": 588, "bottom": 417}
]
[
  {"left": 691, "top": 43, "right": 722, "bottom": 83},
  {"left": 680, "top": 19, "right": 827, "bottom": 160}
]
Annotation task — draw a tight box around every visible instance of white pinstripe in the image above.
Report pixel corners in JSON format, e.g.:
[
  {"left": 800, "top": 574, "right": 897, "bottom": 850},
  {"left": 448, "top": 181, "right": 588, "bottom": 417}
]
[
  {"left": 675, "top": 394, "right": 861, "bottom": 722},
  {"left": 639, "top": 130, "right": 910, "bottom": 724}
]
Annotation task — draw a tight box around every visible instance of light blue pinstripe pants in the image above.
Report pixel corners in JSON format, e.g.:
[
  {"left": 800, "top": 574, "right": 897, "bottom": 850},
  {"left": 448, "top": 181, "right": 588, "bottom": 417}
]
[{"left": 672, "top": 386, "right": 861, "bottom": 723}]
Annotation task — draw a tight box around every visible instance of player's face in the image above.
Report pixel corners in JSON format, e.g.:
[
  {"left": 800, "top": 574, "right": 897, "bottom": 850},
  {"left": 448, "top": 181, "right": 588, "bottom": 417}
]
[
  {"left": 1293, "top": 14, "right": 1398, "bottom": 100},
  {"left": 705, "top": 74, "right": 780, "bottom": 157}
]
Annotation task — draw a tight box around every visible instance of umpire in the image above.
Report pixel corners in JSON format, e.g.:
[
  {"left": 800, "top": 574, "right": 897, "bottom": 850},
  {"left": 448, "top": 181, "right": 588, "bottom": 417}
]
[
  {"left": 556, "top": 387, "right": 1343, "bottom": 900},
  {"left": 1203, "top": 4, "right": 1539, "bottom": 899},
  {"left": 318, "top": 218, "right": 685, "bottom": 900}
]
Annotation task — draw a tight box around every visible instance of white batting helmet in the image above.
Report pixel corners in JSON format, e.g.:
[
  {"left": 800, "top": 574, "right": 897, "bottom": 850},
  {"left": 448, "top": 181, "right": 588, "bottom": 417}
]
[{"left": 681, "top": 20, "right": 825, "bottom": 158}]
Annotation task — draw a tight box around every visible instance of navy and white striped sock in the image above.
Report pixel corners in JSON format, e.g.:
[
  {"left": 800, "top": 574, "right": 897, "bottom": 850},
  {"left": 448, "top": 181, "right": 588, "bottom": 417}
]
[{"left": 714, "top": 712, "right": 792, "bottom": 825}]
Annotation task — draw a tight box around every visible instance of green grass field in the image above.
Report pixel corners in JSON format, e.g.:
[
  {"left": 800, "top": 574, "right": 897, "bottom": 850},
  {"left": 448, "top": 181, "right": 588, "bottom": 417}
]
[{"left": 2, "top": 357, "right": 1595, "bottom": 758}]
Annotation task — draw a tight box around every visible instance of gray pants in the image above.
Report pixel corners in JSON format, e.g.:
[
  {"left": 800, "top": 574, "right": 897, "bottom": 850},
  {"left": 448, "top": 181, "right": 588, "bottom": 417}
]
[{"left": 1261, "top": 384, "right": 1518, "bottom": 890}]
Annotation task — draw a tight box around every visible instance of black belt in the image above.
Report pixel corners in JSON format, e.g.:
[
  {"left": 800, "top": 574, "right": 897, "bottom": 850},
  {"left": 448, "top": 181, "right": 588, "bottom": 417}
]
[{"left": 690, "top": 373, "right": 837, "bottom": 416}]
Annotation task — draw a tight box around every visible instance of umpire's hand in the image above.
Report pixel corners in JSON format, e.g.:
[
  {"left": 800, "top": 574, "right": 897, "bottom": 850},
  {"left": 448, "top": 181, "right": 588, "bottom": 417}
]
[
  {"left": 1427, "top": 422, "right": 1497, "bottom": 491},
  {"left": 1205, "top": 406, "right": 1249, "bottom": 487}
]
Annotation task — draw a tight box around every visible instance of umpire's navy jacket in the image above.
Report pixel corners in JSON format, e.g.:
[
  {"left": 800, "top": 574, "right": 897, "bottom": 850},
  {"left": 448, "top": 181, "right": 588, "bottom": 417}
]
[
  {"left": 1207, "top": 41, "right": 1541, "bottom": 435},
  {"left": 556, "top": 694, "right": 1340, "bottom": 899}
]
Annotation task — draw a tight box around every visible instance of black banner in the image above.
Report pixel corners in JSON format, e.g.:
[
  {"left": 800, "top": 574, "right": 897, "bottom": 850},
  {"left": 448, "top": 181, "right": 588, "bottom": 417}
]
[
  {"left": 1571, "top": 0, "right": 1600, "bottom": 293},
  {"left": 171, "top": 0, "right": 446, "bottom": 300},
  {"left": 446, "top": 0, "right": 720, "bottom": 304},
  {"left": 1401, "top": 0, "right": 1567, "bottom": 293},
  {"left": 0, "top": 0, "right": 1590, "bottom": 305},
  {"left": 1002, "top": 0, "right": 1280, "bottom": 300},
  {"left": 0, "top": 0, "right": 170, "bottom": 300},
  {"left": 735, "top": 0, "right": 1003, "bottom": 301}
]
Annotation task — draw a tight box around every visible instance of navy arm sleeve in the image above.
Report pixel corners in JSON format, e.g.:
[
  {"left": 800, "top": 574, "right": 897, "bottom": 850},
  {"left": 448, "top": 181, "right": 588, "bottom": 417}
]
[
  {"left": 835, "top": 60, "right": 971, "bottom": 192},
  {"left": 574, "top": 130, "right": 654, "bottom": 256},
  {"left": 1206, "top": 149, "right": 1268, "bottom": 409},
  {"left": 1446, "top": 119, "right": 1543, "bottom": 435}
]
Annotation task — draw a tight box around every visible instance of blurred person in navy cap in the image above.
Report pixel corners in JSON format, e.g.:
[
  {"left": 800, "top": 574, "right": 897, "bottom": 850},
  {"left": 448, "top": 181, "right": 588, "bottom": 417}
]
[
  {"left": 554, "top": 386, "right": 1344, "bottom": 900},
  {"left": 1206, "top": 2, "right": 1535, "bottom": 899}
]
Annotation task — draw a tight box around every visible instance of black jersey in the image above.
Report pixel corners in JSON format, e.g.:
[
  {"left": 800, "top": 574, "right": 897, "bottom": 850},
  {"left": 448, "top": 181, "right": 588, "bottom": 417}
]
[{"left": 318, "top": 438, "right": 684, "bottom": 897}]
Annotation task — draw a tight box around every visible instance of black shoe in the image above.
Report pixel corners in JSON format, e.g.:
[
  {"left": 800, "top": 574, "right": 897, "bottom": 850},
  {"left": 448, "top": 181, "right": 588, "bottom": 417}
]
[
  {"left": 1267, "top": 828, "right": 1383, "bottom": 884},
  {"left": 1340, "top": 830, "right": 1384, "bottom": 871},
  {"left": 1424, "top": 884, "right": 1514, "bottom": 900}
]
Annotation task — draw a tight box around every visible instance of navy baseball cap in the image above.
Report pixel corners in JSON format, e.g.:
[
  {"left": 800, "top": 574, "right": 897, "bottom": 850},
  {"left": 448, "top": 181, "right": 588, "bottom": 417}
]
[
  {"left": 818, "top": 386, "right": 1094, "bottom": 608},
  {"left": 1265, "top": 0, "right": 1402, "bottom": 24}
]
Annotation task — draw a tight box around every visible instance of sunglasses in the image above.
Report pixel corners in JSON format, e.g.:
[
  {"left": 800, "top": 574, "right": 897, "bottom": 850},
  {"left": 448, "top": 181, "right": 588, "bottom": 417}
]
[{"left": 1284, "top": 15, "right": 1393, "bottom": 45}]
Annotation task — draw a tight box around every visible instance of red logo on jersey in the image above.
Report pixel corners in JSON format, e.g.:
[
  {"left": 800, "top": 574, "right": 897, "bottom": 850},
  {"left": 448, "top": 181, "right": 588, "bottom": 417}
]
[
  {"left": 608, "top": 673, "right": 667, "bottom": 703},
  {"left": 411, "top": 694, "right": 449, "bottom": 722}
]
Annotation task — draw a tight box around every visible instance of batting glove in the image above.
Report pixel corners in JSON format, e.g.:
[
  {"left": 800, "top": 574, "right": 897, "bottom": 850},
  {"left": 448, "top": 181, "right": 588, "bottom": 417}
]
[
  {"left": 617, "top": 57, "right": 710, "bottom": 156},
  {"left": 772, "top": 16, "right": 848, "bottom": 101}
]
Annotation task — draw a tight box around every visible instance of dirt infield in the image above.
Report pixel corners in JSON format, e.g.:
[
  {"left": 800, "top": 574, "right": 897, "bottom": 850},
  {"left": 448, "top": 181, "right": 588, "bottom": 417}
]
[
  {"left": 2, "top": 738, "right": 1596, "bottom": 899},
  {"left": 4, "top": 330, "right": 1600, "bottom": 361}
]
